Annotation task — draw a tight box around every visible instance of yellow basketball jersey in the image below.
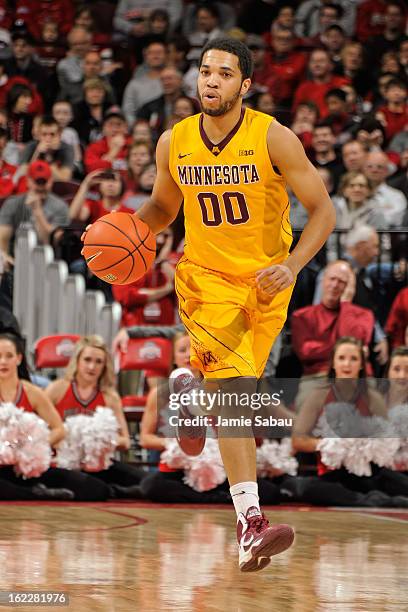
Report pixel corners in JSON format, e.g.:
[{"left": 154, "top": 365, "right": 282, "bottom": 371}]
[{"left": 169, "top": 107, "right": 292, "bottom": 276}]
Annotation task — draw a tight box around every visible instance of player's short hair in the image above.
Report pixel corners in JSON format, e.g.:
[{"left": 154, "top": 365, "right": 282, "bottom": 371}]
[{"left": 199, "top": 37, "right": 253, "bottom": 80}]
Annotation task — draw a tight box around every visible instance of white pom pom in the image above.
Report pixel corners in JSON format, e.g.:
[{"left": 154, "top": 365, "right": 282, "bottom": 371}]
[
  {"left": 0, "top": 402, "right": 51, "bottom": 478},
  {"left": 56, "top": 407, "right": 118, "bottom": 471},
  {"left": 256, "top": 438, "right": 298, "bottom": 477}
]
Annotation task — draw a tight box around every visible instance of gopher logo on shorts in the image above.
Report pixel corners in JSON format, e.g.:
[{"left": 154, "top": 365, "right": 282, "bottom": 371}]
[{"left": 202, "top": 350, "right": 218, "bottom": 366}]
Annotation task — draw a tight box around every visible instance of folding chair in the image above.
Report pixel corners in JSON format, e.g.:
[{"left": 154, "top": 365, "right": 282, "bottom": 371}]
[
  {"left": 33, "top": 334, "right": 80, "bottom": 371},
  {"left": 117, "top": 337, "right": 173, "bottom": 422}
]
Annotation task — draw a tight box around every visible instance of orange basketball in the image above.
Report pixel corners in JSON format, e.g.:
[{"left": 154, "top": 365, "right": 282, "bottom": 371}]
[{"left": 81, "top": 212, "right": 156, "bottom": 285}]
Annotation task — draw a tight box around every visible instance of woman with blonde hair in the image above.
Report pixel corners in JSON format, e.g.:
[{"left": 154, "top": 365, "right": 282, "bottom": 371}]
[
  {"left": 46, "top": 335, "right": 144, "bottom": 498},
  {"left": 333, "top": 171, "right": 387, "bottom": 230}
]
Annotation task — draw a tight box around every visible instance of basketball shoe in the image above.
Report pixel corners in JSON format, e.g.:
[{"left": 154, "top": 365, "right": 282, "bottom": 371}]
[
  {"left": 237, "top": 506, "right": 295, "bottom": 572},
  {"left": 169, "top": 368, "right": 206, "bottom": 456}
]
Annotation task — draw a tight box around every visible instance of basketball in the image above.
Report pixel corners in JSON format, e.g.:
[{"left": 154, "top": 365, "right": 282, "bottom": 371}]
[{"left": 81, "top": 212, "right": 156, "bottom": 285}]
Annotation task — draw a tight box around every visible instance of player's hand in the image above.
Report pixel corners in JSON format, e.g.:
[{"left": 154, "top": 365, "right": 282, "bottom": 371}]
[
  {"left": 256, "top": 263, "right": 294, "bottom": 298},
  {"left": 80, "top": 224, "right": 92, "bottom": 242}
]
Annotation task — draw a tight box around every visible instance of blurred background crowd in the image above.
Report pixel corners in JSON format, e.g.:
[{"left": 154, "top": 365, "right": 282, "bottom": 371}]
[{"left": 0, "top": 0, "right": 407, "bottom": 386}]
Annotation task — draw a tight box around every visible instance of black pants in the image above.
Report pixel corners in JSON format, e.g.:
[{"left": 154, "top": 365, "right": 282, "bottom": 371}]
[
  {"left": 321, "top": 466, "right": 408, "bottom": 497},
  {"left": 277, "top": 475, "right": 371, "bottom": 506},
  {"left": 140, "top": 471, "right": 282, "bottom": 505},
  {"left": 82, "top": 460, "right": 144, "bottom": 487},
  {"left": 0, "top": 466, "right": 110, "bottom": 501}
]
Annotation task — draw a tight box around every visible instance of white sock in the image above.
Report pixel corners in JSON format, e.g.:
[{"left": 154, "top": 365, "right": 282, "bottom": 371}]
[{"left": 230, "top": 481, "right": 260, "bottom": 518}]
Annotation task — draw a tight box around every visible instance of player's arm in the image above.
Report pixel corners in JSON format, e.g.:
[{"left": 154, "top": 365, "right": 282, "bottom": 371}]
[
  {"left": 257, "top": 122, "right": 336, "bottom": 297},
  {"left": 135, "top": 130, "right": 183, "bottom": 234}
]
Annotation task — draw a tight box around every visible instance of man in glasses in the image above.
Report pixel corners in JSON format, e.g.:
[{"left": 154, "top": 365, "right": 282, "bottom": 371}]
[{"left": 0, "top": 160, "right": 69, "bottom": 263}]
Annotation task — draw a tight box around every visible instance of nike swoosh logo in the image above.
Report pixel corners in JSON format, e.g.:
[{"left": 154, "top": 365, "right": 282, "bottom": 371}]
[
  {"left": 85, "top": 251, "right": 102, "bottom": 264},
  {"left": 178, "top": 153, "right": 192, "bottom": 159}
]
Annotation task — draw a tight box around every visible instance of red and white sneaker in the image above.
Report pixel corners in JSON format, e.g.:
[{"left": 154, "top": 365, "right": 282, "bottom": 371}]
[
  {"left": 169, "top": 368, "right": 206, "bottom": 456},
  {"left": 237, "top": 506, "right": 295, "bottom": 572}
]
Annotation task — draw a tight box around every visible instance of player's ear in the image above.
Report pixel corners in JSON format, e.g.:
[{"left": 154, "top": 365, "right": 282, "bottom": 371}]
[{"left": 240, "top": 78, "right": 251, "bottom": 97}]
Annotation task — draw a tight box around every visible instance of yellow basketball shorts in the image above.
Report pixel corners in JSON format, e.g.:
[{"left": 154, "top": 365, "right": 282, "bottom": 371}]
[{"left": 175, "top": 257, "right": 294, "bottom": 379}]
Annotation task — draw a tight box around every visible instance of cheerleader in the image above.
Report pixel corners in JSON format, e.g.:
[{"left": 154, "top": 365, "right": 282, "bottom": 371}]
[
  {"left": 46, "top": 335, "right": 144, "bottom": 498},
  {"left": 292, "top": 337, "right": 408, "bottom": 504},
  {"left": 0, "top": 333, "right": 108, "bottom": 501}
]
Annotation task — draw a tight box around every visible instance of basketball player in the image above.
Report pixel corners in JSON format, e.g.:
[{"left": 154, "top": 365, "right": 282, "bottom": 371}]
[{"left": 85, "top": 37, "right": 336, "bottom": 571}]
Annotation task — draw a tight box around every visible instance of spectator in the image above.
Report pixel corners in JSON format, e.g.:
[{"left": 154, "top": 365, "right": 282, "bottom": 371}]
[
  {"left": 290, "top": 101, "right": 319, "bottom": 152},
  {"left": 56, "top": 26, "right": 92, "bottom": 103},
  {"left": 60, "top": 49, "right": 117, "bottom": 108},
  {"left": 123, "top": 140, "right": 153, "bottom": 191},
  {"left": 341, "top": 139, "right": 367, "bottom": 173},
  {"left": 356, "top": 0, "right": 387, "bottom": 43},
  {"left": 0, "top": 126, "right": 16, "bottom": 199},
  {"left": 73, "top": 77, "right": 111, "bottom": 146},
  {"left": 122, "top": 161, "right": 156, "bottom": 211},
  {"left": 386, "top": 287, "right": 408, "bottom": 349},
  {"left": 304, "top": 3, "right": 344, "bottom": 49},
  {"left": 131, "top": 119, "right": 153, "bottom": 145},
  {"left": 324, "top": 88, "right": 357, "bottom": 140},
  {"left": 112, "top": 229, "right": 176, "bottom": 327},
  {"left": 0, "top": 160, "right": 69, "bottom": 259},
  {"left": 114, "top": 0, "right": 182, "bottom": 40},
  {"left": 18, "top": 115, "right": 74, "bottom": 182},
  {"left": 323, "top": 25, "right": 346, "bottom": 69},
  {"left": 366, "top": 2, "right": 407, "bottom": 66},
  {"left": 291, "top": 260, "right": 376, "bottom": 408},
  {"left": 310, "top": 121, "right": 344, "bottom": 191},
  {"left": 332, "top": 171, "right": 387, "bottom": 230},
  {"left": 137, "top": 66, "right": 184, "bottom": 141},
  {"left": 399, "top": 39, "right": 408, "bottom": 79},
  {"left": 363, "top": 150, "right": 407, "bottom": 226},
  {"left": 186, "top": 3, "right": 224, "bottom": 61},
  {"left": 265, "top": 27, "right": 307, "bottom": 107},
  {"left": 52, "top": 100, "right": 81, "bottom": 166},
  {"left": 378, "top": 50, "right": 407, "bottom": 82},
  {"left": 6, "top": 82, "right": 34, "bottom": 147},
  {"left": 69, "top": 169, "right": 133, "bottom": 223},
  {"left": 182, "top": 1, "right": 234, "bottom": 40},
  {"left": 375, "top": 78, "right": 408, "bottom": 144},
  {"left": 246, "top": 33, "right": 270, "bottom": 95},
  {"left": 148, "top": 8, "right": 170, "bottom": 42},
  {"left": 4, "top": 27, "right": 48, "bottom": 97},
  {"left": 294, "top": 0, "right": 355, "bottom": 39},
  {"left": 122, "top": 41, "right": 166, "bottom": 126},
  {"left": 355, "top": 117, "right": 387, "bottom": 152},
  {"left": 254, "top": 92, "right": 275, "bottom": 116},
  {"left": 335, "top": 41, "right": 372, "bottom": 99},
  {"left": 343, "top": 225, "right": 403, "bottom": 334},
  {"left": 167, "top": 34, "right": 191, "bottom": 76},
  {"left": 293, "top": 48, "right": 350, "bottom": 118},
  {"left": 15, "top": 0, "right": 74, "bottom": 42},
  {"left": 84, "top": 108, "right": 130, "bottom": 174}
]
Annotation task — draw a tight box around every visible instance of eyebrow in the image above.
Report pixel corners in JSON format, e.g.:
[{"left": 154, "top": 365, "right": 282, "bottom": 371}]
[{"left": 200, "top": 63, "right": 236, "bottom": 72}]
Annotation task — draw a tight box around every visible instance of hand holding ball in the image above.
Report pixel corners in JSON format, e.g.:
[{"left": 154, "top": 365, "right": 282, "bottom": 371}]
[{"left": 81, "top": 212, "right": 156, "bottom": 285}]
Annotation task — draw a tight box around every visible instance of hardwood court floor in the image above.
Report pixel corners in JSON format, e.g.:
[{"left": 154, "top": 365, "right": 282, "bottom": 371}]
[{"left": 0, "top": 502, "right": 407, "bottom": 612}]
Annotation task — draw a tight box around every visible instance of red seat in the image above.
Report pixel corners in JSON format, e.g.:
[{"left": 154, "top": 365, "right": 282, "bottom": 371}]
[
  {"left": 34, "top": 334, "right": 80, "bottom": 369},
  {"left": 118, "top": 337, "right": 173, "bottom": 420}
]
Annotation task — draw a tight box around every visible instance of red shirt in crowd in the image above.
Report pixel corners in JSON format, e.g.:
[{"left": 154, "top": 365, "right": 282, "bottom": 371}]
[
  {"left": 385, "top": 287, "right": 408, "bottom": 349},
  {"left": 84, "top": 198, "right": 134, "bottom": 223},
  {"left": 84, "top": 137, "right": 131, "bottom": 174},
  {"left": 376, "top": 105, "right": 408, "bottom": 143},
  {"left": 16, "top": 0, "right": 74, "bottom": 40},
  {"left": 265, "top": 51, "right": 307, "bottom": 103},
  {"left": 291, "top": 302, "right": 375, "bottom": 375},
  {"left": 356, "top": 0, "right": 387, "bottom": 42},
  {"left": 0, "top": 160, "right": 17, "bottom": 199},
  {"left": 112, "top": 264, "right": 176, "bottom": 328},
  {"left": 293, "top": 76, "right": 350, "bottom": 117}
]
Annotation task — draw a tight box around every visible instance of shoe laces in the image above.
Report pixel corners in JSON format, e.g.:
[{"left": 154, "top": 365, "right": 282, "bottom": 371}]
[{"left": 248, "top": 513, "right": 269, "bottom": 533}]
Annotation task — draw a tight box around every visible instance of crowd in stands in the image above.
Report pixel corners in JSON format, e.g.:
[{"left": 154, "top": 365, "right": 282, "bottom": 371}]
[{"left": 0, "top": 0, "right": 407, "bottom": 503}]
